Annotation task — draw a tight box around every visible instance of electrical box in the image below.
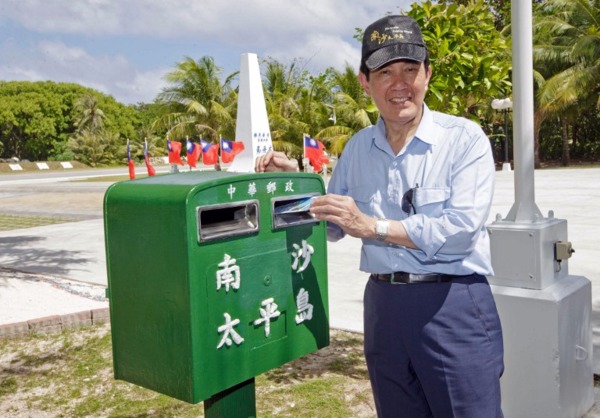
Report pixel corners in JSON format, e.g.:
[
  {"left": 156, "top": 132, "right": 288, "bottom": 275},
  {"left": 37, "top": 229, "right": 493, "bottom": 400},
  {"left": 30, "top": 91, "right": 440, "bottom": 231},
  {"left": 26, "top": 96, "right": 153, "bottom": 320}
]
[
  {"left": 487, "top": 217, "right": 568, "bottom": 289},
  {"left": 104, "top": 171, "right": 329, "bottom": 403}
]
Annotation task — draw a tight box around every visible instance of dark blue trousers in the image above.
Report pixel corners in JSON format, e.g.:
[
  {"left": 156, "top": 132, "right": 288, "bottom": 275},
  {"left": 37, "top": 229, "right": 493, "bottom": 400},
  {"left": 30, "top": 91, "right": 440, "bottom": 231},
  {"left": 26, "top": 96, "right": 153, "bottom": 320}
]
[{"left": 364, "top": 274, "right": 504, "bottom": 418}]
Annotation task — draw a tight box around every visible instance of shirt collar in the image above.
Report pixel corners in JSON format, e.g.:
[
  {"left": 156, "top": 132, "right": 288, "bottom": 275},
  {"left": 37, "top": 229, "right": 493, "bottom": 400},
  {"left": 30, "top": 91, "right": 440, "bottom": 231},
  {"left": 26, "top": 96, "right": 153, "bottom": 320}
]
[
  {"left": 413, "top": 104, "right": 439, "bottom": 146},
  {"left": 372, "top": 103, "right": 439, "bottom": 151}
]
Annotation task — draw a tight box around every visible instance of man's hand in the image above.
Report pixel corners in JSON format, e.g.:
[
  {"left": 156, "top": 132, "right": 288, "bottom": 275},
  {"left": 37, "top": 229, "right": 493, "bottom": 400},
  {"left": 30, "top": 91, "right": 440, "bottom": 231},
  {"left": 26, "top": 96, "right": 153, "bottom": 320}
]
[
  {"left": 310, "top": 194, "right": 374, "bottom": 239},
  {"left": 255, "top": 150, "right": 299, "bottom": 172}
]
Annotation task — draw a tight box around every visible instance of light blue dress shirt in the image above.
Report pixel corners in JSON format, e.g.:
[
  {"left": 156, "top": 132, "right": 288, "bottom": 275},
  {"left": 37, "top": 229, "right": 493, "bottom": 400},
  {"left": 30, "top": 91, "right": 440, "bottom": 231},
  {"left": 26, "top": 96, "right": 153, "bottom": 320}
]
[{"left": 326, "top": 104, "right": 495, "bottom": 276}]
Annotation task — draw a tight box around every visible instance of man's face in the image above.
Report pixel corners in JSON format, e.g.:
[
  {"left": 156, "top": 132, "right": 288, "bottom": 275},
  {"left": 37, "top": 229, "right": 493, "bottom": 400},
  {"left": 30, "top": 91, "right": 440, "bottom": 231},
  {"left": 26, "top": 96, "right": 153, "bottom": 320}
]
[{"left": 359, "top": 60, "right": 432, "bottom": 127}]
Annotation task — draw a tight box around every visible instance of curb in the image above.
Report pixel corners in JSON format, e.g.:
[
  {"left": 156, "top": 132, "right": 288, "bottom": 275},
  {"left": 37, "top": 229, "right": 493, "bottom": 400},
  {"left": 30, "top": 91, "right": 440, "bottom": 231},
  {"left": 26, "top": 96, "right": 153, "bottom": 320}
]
[{"left": 0, "top": 308, "right": 110, "bottom": 339}]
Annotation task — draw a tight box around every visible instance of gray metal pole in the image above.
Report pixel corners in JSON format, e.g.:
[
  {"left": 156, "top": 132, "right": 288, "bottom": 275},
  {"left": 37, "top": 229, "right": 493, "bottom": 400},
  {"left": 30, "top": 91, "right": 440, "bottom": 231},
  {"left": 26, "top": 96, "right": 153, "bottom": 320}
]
[
  {"left": 503, "top": 111, "right": 509, "bottom": 164},
  {"left": 505, "top": 0, "right": 542, "bottom": 222},
  {"left": 487, "top": 4, "right": 594, "bottom": 415}
]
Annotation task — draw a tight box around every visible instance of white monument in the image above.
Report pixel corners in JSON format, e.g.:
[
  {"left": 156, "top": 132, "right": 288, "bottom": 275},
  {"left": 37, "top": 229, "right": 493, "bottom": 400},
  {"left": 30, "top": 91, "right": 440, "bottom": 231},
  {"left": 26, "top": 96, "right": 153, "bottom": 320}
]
[{"left": 227, "top": 53, "right": 273, "bottom": 173}]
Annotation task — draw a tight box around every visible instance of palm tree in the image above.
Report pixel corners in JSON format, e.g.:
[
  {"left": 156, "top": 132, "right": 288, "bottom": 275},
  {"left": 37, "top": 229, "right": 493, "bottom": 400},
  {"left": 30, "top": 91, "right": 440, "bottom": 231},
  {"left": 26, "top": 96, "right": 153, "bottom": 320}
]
[
  {"left": 263, "top": 58, "right": 311, "bottom": 155},
  {"left": 155, "top": 56, "right": 237, "bottom": 143},
  {"left": 68, "top": 130, "right": 120, "bottom": 167},
  {"left": 533, "top": 0, "right": 600, "bottom": 165},
  {"left": 315, "top": 64, "right": 376, "bottom": 155},
  {"left": 74, "top": 94, "right": 105, "bottom": 133}
]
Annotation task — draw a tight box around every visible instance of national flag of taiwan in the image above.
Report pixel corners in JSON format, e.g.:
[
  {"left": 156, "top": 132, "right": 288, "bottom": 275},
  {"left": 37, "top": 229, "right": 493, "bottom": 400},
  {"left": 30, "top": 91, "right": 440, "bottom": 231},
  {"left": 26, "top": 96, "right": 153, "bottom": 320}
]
[
  {"left": 200, "top": 139, "right": 219, "bottom": 165},
  {"left": 186, "top": 138, "right": 201, "bottom": 168},
  {"left": 144, "top": 139, "right": 156, "bottom": 176},
  {"left": 127, "top": 139, "right": 135, "bottom": 180},
  {"left": 303, "top": 134, "right": 330, "bottom": 172},
  {"left": 220, "top": 138, "right": 245, "bottom": 163},
  {"left": 167, "top": 139, "right": 183, "bottom": 165}
]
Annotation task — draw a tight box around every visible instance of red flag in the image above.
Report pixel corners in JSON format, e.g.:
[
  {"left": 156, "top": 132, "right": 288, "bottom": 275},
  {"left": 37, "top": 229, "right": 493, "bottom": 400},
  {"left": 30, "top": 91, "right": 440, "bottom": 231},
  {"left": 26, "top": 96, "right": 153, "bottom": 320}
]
[
  {"left": 200, "top": 139, "right": 219, "bottom": 165},
  {"left": 303, "top": 134, "right": 329, "bottom": 172},
  {"left": 186, "top": 138, "right": 201, "bottom": 168},
  {"left": 220, "top": 138, "right": 245, "bottom": 163},
  {"left": 127, "top": 139, "right": 135, "bottom": 180},
  {"left": 167, "top": 139, "right": 183, "bottom": 165},
  {"left": 144, "top": 139, "right": 155, "bottom": 176}
]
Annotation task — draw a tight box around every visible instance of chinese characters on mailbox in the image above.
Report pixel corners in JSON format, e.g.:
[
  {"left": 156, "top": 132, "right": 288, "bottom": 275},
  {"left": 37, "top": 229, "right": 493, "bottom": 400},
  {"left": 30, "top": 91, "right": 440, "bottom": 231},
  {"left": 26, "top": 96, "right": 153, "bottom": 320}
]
[
  {"left": 215, "top": 178, "right": 318, "bottom": 350},
  {"left": 215, "top": 245, "right": 315, "bottom": 349}
]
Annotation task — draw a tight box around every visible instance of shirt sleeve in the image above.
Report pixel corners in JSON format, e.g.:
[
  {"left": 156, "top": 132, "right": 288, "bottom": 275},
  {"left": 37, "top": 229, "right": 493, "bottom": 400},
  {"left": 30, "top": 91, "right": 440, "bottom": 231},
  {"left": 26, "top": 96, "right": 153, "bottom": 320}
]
[
  {"left": 401, "top": 125, "right": 495, "bottom": 262},
  {"left": 323, "top": 146, "right": 349, "bottom": 242}
]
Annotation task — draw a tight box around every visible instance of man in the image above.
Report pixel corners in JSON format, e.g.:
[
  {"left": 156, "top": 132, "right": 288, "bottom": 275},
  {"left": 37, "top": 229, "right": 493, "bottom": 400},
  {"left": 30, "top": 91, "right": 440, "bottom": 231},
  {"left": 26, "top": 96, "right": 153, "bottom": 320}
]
[{"left": 256, "top": 15, "right": 503, "bottom": 418}]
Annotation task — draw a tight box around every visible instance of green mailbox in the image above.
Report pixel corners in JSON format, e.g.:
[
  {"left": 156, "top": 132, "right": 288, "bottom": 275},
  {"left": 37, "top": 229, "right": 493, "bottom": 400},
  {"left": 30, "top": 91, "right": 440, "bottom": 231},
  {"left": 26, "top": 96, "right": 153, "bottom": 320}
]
[{"left": 104, "top": 171, "right": 329, "bottom": 404}]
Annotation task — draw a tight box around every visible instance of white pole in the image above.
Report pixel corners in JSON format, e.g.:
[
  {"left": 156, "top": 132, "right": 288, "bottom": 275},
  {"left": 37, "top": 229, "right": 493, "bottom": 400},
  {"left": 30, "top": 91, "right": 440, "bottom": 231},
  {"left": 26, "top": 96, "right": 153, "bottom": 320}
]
[{"left": 505, "top": 1, "right": 542, "bottom": 222}]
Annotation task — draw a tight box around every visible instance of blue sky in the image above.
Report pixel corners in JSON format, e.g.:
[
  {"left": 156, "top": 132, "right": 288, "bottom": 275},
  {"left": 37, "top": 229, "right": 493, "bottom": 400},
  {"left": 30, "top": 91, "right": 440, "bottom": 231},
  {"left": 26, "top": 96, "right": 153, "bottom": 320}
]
[{"left": 0, "top": 0, "right": 413, "bottom": 105}]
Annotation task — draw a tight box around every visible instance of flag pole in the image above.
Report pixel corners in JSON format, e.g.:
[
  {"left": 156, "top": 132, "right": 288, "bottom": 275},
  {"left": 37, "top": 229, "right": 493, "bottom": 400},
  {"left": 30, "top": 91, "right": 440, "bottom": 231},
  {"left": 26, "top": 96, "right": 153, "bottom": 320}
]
[
  {"left": 187, "top": 136, "right": 192, "bottom": 172},
  {"left": 216, "top": 137, "right": 222, "bottom": 171},
  {"left": 302, "top": 133, "right": 307, "bottom": 173}
]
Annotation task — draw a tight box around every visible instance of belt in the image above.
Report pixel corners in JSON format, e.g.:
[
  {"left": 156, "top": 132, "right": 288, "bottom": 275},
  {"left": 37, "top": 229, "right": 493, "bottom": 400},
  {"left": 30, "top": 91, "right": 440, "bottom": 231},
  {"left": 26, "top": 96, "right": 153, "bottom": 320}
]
[{"left": 371, "top": 272, "right": 464, "bottom": 284}]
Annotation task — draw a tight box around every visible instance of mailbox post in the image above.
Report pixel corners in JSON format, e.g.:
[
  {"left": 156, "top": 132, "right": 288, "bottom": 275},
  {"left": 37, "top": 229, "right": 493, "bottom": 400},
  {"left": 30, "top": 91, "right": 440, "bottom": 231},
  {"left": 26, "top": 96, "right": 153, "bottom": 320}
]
[{"left": 104, "top": 170, "right": 329, "bottom": 413}]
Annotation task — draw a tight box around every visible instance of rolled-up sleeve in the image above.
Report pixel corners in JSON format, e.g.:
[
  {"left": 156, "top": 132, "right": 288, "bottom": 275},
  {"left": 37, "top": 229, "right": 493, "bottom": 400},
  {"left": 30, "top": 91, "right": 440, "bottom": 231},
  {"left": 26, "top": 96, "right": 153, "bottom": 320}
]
[{"left": 401, "top": 127, "right": 495, "bottom": 262}]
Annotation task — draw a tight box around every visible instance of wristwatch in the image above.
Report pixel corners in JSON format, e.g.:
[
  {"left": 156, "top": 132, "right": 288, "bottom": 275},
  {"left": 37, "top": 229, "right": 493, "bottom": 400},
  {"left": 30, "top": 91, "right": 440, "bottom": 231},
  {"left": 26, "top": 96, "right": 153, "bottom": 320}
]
[{"left": 375, "top": 219, "right": 389, "bottom": 241}]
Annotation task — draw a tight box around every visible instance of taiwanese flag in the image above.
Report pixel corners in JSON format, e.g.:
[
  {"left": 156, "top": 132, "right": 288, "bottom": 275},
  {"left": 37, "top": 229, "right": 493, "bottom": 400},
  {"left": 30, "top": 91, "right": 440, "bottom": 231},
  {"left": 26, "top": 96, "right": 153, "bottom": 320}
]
[
  {"left": 186, "top": 138, "right": 201, "bottom": 168},
  {"left": 200, "top": 139, "right": 219, "bottom": 165},
  {"left": 127, "top": 139, "right": 135, "bottom": 180},
  {"left": 303, "top": 134, "right": 329, "bottom": 172},
  {"left": 167, "top": 139, "right": 183, "bottom": 165},
  {"left": 144, "top": 139, "right": 156, "bottom": 176},
  {"left": 220, "top": 138, "right": 245, "bottom": 163}
]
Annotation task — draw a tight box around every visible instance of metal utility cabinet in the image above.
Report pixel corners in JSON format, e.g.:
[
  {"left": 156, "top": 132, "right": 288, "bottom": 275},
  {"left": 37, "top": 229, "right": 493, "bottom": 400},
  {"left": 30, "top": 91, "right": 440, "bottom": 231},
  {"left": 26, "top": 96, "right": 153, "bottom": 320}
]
[{"left": 104, "top": 171, "right": 329, "bottom": 404}]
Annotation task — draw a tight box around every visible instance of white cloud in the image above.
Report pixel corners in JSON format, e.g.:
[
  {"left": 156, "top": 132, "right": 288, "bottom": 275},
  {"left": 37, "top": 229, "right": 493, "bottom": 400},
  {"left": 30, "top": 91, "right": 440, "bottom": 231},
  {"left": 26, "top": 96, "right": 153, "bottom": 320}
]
[
  {"left": 0, "top": 0, "right": 413, "bottom": 103},
  {"left": 265, "top": 32, "right": 360, "bottom": 74},
  {"left": 0, "top": 39, "right": 169, "bottom": 104},
  {"left": 2, "top": 0, "right": 412, "bottom": 41},
  {"left": 114, "top": 68, "right": 170, "bottom": 104}
]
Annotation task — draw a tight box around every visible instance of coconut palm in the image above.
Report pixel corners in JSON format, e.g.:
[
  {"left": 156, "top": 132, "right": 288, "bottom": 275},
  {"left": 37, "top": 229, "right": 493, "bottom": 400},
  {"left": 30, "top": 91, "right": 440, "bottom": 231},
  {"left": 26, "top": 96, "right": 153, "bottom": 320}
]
[
  {"left": 155, "top": 56, "right": 237, "bottom": 143},
  {"left": 533, "top": 0, "right": 600, "bottom": 165},
  {"left": 263, "top": 58, "right": 312, "bottom": 155},
  {"left": 315, "top": 64, "right": 376, "bottom": 155},
  {"left": 68, "top": 129, "right": 120, "bottom": 167},
  {"left": 74, "top": 94, "right": 105, "bottom": 133}
]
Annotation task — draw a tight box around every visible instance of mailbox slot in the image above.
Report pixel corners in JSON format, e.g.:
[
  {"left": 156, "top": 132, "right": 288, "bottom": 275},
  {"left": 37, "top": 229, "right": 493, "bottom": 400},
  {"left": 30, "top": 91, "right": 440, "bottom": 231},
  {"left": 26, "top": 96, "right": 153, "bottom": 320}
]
[
  {"left": 272, "top": 194, "right": 320, "bottom": 230},
  {"left": 198, "top": 200, "right": 259, "bottom": 242}
]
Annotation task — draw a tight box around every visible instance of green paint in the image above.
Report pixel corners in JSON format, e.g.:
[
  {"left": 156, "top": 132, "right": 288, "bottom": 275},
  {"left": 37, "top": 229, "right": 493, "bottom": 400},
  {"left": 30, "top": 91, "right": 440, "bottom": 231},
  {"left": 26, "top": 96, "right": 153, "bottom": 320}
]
[{"left": 104, "top": 171, "right": 329, "bottom": 404}]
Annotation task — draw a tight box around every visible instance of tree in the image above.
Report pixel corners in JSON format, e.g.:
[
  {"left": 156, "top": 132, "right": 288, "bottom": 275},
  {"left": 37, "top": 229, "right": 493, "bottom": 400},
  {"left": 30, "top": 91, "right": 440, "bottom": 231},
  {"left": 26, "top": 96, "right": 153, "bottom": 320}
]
[
  {"left": 316, "top": 64, "right": 376, "bottom": 155},
  {"left": 439, "top": 0, "right": 512, "bottom": 30},
  {"left": 67, "top": 129, "right": 120, "bottom": 167},
  {"left": 262, "top": 58, "right": 311, "bottom": 155},
  {"left": 74, "top": 94, "right": 106, "bottom": 133},
  {"left": 408, "top": 1, "right": 512, "bottom": 122},
  {"left": 0, "top": 81, "right": 70, "bottom": 160},
  {"left": 0, "top": 81, "right": 140, "bottom": 162},
  {"left": 533, "top": 0, "right": 600, "bottom": 166},
  {"left": 155, "top": 56, "right": 236, "bottom": 144}
]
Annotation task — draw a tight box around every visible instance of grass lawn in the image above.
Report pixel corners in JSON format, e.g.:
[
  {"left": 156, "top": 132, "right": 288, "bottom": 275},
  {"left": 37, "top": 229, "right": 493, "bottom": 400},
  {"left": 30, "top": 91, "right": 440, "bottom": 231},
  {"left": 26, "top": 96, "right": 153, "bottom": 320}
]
[
  {"left": 0, "top": 214, "right": 78, "bottom": 232},
  {"left": 0, "top": 324, "right": 376, "bottom": 417}
]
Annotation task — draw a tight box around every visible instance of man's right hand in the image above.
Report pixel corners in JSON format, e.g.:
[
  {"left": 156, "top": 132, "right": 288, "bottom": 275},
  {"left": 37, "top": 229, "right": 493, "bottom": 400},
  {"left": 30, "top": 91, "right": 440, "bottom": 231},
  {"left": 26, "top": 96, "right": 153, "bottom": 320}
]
[{"left": 254, "top": 150, "right": 299, "bottom": 172}]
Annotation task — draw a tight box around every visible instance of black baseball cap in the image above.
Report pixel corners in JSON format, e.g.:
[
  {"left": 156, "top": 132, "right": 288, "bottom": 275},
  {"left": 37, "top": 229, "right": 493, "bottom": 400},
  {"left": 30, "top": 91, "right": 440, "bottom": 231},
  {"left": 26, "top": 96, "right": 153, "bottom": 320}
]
[{"left": 361, "top": 15, "right": 427, "bottom": 71}]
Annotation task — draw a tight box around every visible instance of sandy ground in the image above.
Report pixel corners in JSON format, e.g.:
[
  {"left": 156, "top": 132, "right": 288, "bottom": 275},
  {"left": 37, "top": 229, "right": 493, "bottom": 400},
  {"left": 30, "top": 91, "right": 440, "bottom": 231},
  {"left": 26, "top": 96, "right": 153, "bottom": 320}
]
[{"left": 0, "top": 268, "right": 107, "bottom": 324}]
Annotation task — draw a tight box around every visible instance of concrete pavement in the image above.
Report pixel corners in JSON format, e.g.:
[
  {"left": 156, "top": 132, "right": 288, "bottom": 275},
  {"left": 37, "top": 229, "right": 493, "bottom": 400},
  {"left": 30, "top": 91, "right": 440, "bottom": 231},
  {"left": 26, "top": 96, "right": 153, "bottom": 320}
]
[{"left": 0, "top": 168, "right": 598, "bottom": 345}]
